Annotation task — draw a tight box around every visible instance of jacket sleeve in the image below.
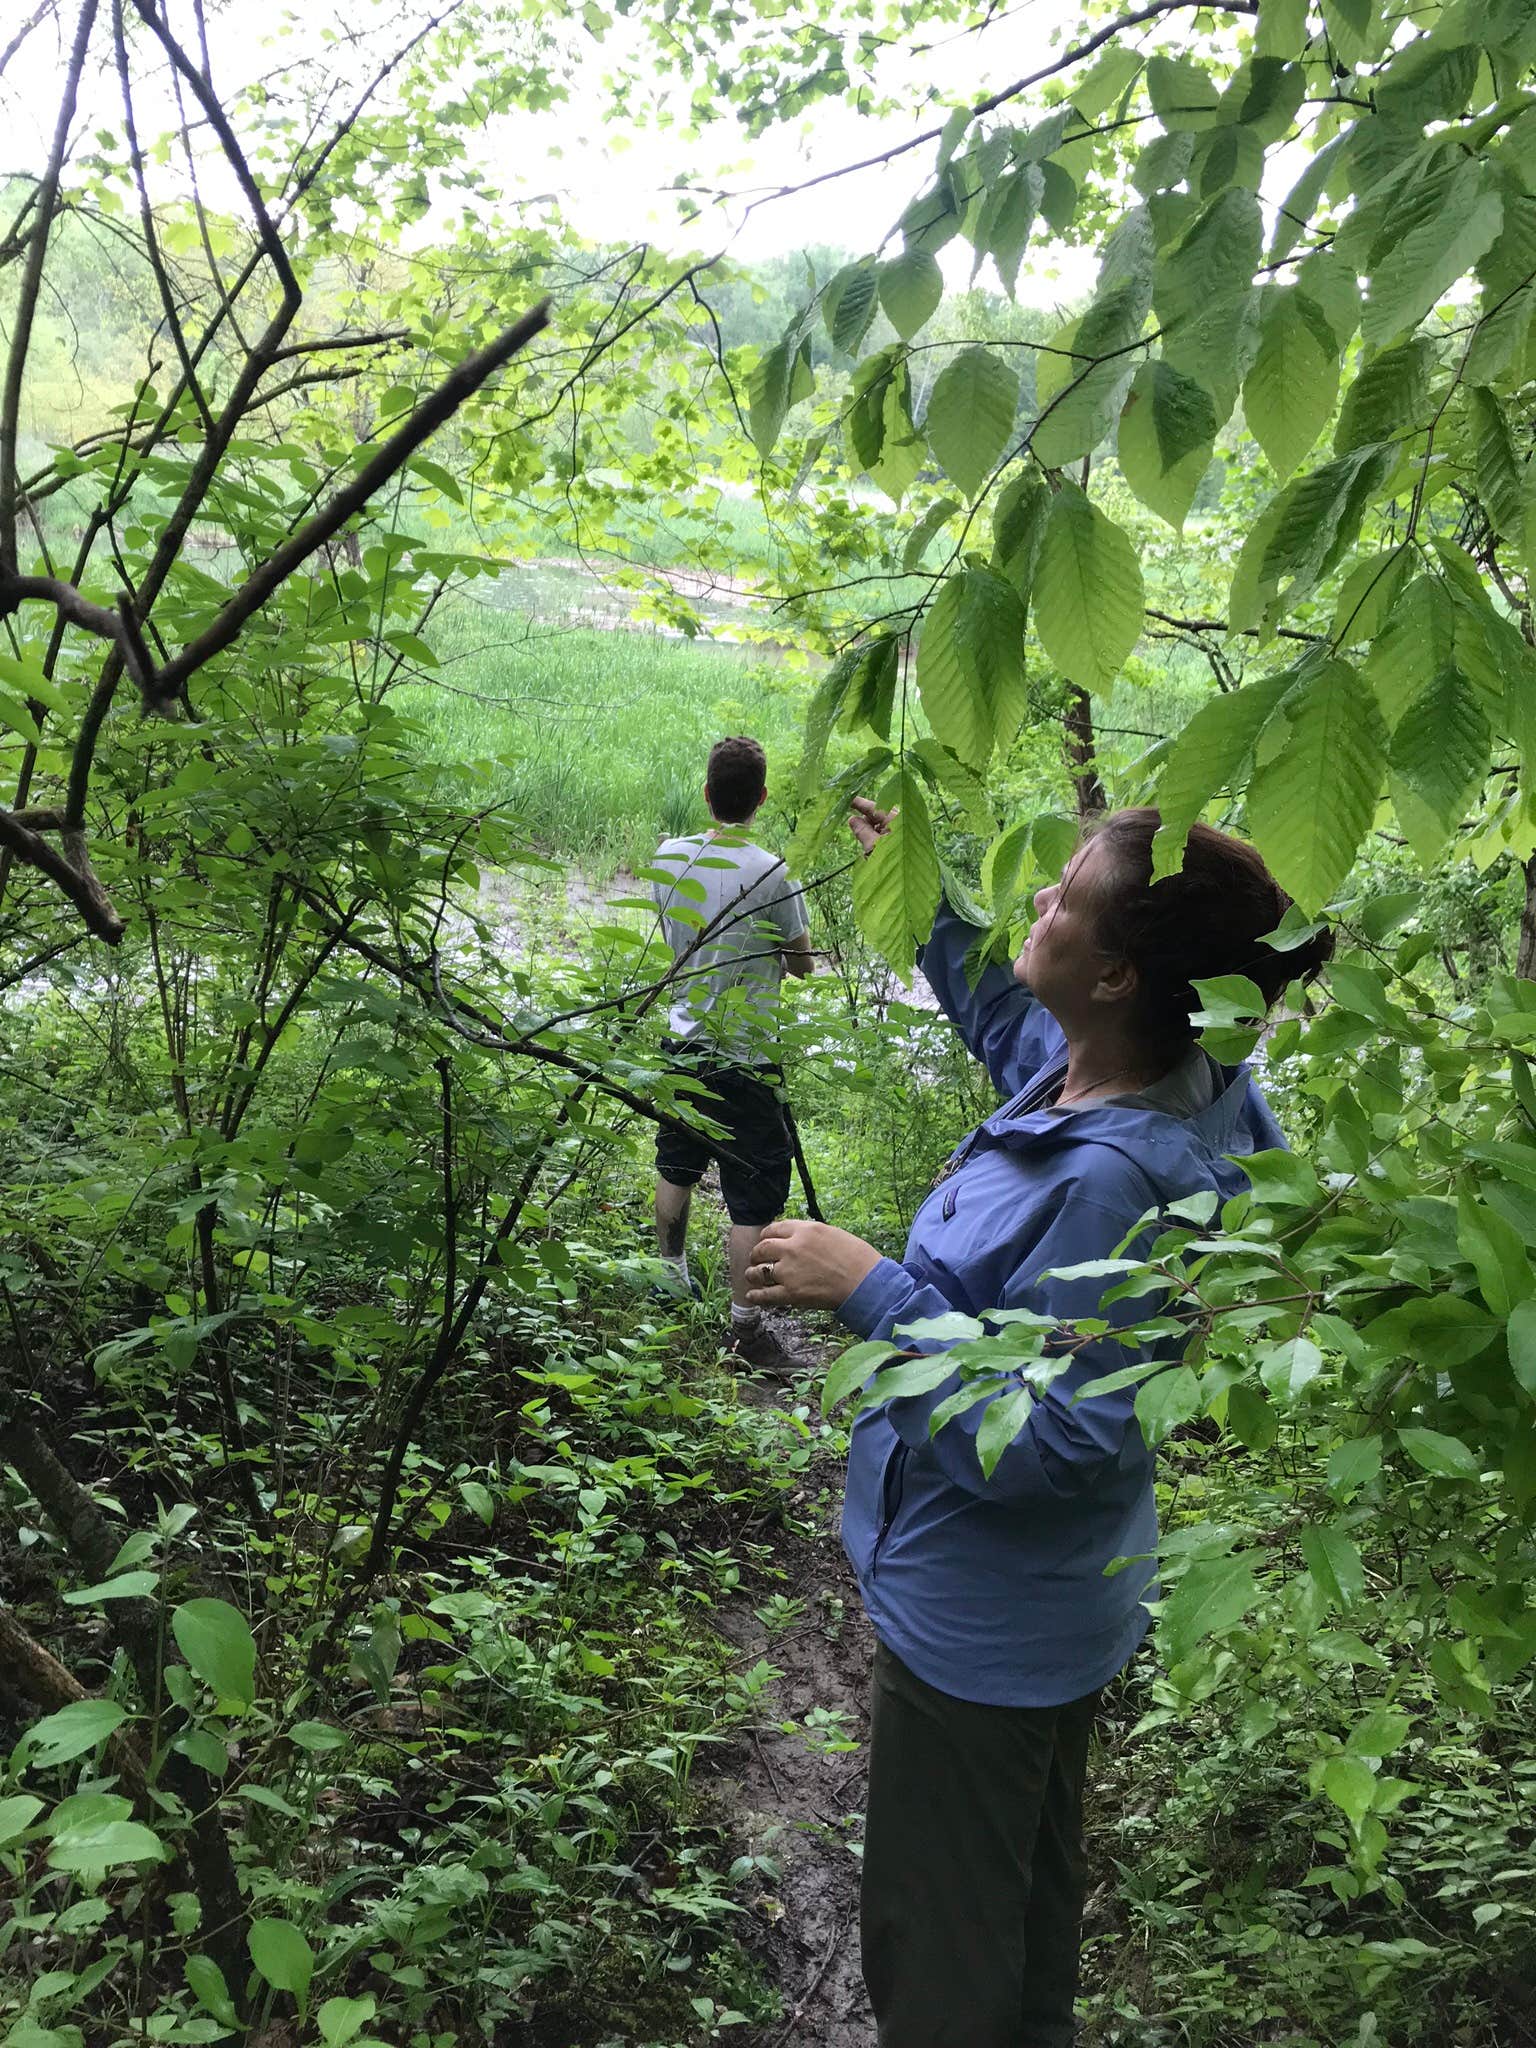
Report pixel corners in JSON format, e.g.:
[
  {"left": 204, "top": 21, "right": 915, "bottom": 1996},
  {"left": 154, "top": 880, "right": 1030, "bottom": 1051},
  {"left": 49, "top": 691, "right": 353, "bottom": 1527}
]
[
  {"left": 839, "top": 1191, "right": 1164, "bottom": 1506},
  {"left": 917, "top": 897, "right": 1065, "bottom": 1097}
]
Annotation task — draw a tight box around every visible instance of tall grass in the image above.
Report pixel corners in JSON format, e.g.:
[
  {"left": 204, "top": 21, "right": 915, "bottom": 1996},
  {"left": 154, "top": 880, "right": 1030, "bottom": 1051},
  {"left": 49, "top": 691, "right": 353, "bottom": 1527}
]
[{"left": 397, "top": 592, "right": 809, "bottom": 873}]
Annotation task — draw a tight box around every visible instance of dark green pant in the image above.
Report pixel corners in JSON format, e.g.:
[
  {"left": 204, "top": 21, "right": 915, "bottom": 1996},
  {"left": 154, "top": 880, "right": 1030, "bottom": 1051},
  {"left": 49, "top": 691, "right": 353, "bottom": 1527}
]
[{"left": 861, "top": 1642, "right": 1101, "bottom": 2048}]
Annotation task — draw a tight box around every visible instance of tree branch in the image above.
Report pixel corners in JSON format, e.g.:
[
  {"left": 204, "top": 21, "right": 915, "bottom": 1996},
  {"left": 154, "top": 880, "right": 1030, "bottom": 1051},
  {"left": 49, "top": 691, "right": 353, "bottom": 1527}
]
[{"left": 1, "top": 0, "right": 99, "bottom": 576}]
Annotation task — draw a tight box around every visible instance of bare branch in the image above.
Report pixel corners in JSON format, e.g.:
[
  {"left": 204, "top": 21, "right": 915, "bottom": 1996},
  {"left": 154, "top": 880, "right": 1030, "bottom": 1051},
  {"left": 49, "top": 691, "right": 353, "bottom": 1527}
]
[
  {"left": 1, "top": 0, "right": 99, "bottom": 576},
  {"left": 154, "top": 299, "right": 553, "bottom": 697}
]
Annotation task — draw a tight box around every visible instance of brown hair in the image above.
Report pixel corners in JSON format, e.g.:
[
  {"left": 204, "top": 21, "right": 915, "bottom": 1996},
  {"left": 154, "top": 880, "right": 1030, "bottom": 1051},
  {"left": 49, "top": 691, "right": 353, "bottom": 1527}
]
[
  {"left": 1083, "top": 808, "right": 1334, "bottom": 1060},
  {"left": 706, "top": 736, "right": 768, "bottom": 824}
]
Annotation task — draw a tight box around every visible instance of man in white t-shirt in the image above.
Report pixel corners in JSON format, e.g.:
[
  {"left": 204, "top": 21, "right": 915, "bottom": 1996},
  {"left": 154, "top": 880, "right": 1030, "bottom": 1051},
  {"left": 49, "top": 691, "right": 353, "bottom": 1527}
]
[{"left": 651, "top": 736, "right": 813, "bottom": 1373}]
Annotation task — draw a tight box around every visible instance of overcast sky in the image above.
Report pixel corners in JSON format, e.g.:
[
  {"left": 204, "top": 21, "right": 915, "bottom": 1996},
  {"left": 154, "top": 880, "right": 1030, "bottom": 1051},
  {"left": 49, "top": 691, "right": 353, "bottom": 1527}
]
[{"left": 3, "top": 0, "right": 1100, "bottom": 296}]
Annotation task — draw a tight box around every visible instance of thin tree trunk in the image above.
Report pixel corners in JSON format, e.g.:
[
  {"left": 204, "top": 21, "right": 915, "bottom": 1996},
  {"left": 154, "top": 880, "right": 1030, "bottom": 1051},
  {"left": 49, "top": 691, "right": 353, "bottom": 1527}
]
[
  {"left": 1064, "top": 686, "right": 1106, "bottom": 819},
  {"left": 1518, "top": 851, "right": 1536, "bottom": 983}
]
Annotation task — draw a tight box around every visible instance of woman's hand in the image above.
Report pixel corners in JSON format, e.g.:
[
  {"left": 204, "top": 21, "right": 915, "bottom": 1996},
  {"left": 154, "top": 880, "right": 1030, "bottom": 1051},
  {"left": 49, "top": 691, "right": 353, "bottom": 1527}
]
[
  {"left": 745, "top": 1219, "right": 883, "bottom": 1310},
  {"left": 848, "top": 796, "right": 894, "bottom": 856}
]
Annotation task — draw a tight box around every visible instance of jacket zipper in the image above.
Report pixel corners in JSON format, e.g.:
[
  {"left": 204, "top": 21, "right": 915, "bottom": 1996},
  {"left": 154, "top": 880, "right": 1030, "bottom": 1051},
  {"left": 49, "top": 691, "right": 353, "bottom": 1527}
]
[{"left": 870, "top": 1443, "right": 908, "bottom": 1577}]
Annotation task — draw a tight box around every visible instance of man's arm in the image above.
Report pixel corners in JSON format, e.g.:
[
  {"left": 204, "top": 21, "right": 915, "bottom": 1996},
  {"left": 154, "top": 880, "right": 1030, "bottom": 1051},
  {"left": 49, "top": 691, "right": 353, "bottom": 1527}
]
[{"left": 780, "top": 931, "right": 814, "bottom": 978}]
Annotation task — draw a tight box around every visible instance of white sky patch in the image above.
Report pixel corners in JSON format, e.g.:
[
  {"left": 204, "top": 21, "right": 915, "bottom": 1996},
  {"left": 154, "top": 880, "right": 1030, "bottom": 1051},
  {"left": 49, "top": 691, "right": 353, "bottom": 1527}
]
[{"left": 3, "top": 0, "right": 1100, "bottom": 301}]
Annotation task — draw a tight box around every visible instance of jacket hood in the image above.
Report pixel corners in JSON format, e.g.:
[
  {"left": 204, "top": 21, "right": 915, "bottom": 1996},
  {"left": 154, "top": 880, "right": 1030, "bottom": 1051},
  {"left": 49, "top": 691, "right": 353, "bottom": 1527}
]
[{"left": 981, "top": 1051, "right": 1274, "bottom": 1204}]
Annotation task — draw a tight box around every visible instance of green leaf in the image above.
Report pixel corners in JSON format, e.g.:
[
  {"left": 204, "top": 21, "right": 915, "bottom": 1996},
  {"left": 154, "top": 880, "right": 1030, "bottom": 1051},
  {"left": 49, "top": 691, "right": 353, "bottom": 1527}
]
[
  {"left": 851, "top": 769, "right": 941, "bottom": 974},
  {"left": 1398, "top": 1426, "right": 1481, "bottom": 1479},
  {"left": 1363, "top": 157, "right": 1503, "bottom": 349},
  {"left": 1300, "top": 1524, "right": 1364, "bottom": 1612},
  {"left": 824, "top": 260, "right": 879, "bottom": 355},
  {"left": 746, "top": 335, "right": 801, "bottom": 458},
  {"left": 1328, "top": 1434, "right": 1383, "bottom": 1498},
  {"left": 22, "top": 1701, "right": 128, "bottom": 1770},
  {"left": 1135, "top": 1365, "right": 1200, "bottom": 1446},
  {"left": 1509, "top": 1298, "right": 1536, "bottom": 1397},
  {"left": 976, "top": 164, "right": 1043, "bottom": 296},
  {"left": 910, "top": 737, "right": 994, "bottom": 834},
  {"left": 1345, "top": 1709, "right": 1411, "bottom": 1758},
  {"left": 846, "top": 345, "right": 904, "bottom": 472},
  {"left": 1296, "top": 249, "right": 1361, "bottom": 353},
  {"left": 1160, "top": 1552, "right": 1260, "bottom": 1667},
  {"left": 1375, "top": 40, "right": 1480, "bottom": 125},
  {"left": 1330, "top": 549, "right": 1412, "bottom": 646},
  {"left": 1270, "top": 134, "right": 1348, "bottom": 262},
  {"left": 1363, "top": 575, "right": 1457, "bottom": 724},
  {"left": 1389, "top": 666, "right": 1490, "bottom": 864},
  {"left": 318, "top": 1996, "right": 379, "bottom": 2048},
  {"left": 1149, "top": 666, "right": 1298, "bottom": 879},
  {"left": 1033, "top": 207, "right": 1155, "bottom": 468},
  {"left": 1226, "top": 1382, "right": 1278, "bottom": 1450},
  {"left": 1470, "top": 388, "right": 1525, "bottom": 536},
  {"left": 248, "top": 1919, "right": 315, "bottom": 2010},
  {"left": 822, "top": 1341, "right": 903, "bottom": 1414},
  {"left": 1032, "top": 482, "right": 1145, "bottom": 694},
  {"left": 1190, "top": 125, "right": 1265, "bottom": 201},
  {"left": 1146, "top": 53, "right": 1220, "bottom": 130},
  {"left": 1256, "top": 0, "right": 1307, "bottom": 59},
  {"left": 1457, "top": 1186, "right": 1532, "bottom": 1319},
  {"left": 47, "top": 1814, "right": 166, "bottom": 1881},
  {"left": 916, "top": 568, "right": 1027, "bottom": 771},
  {"left": 1072, "top": 45, "right": 1142, "bottom": 120},
  {"left": 878, "top": 249, "right": 944, "bottom": 341},
  {"left": 991, "top": 470, "right": 1051, "bottom": 601},
  {"left": 458, "top": 1479, "right": 494, "bottom": 1528},
  {"left": 925, "top": 346, "right": 1020, "bottom": 499},
  {"left": 1260, "top": 1334, "right": 1324, "bottom": 1402},
  {"left": 843, "top": 635, "right": 901, "bottom": 741},
  {"left": 171, "top": 1598, "right": 257, "bottom": 1712},
  {"left": 903, "top": 497, "right": 959, "bottom": 571},
  {"left": 288, "top": 1719, "right": 349, "bottom": 1753},
  {"left": 797, "top": 649, "right": 860, "bottom": 801},
  {"left": 62, "top": 1570, "right": 158, "bottom": 1606},
  {"left": 871, "top": 366, "right": 926, "bottom": 506},
  {"left": 1321, "top": 1754, "right": 1378, "bottom": 1827},
  {"left": 1333, "top": 337, "right": 1434, "bottom": 455},
  {"left": 1242, "top": 288, "right": 1339, "bottom": 480},
  {"left": 1153, "top": 188, "right": 1263, "bottom": 418},
  {"left": 976, "top": 1387, "right": 1037, "bottom": 1477},
  {"left": 1133, "top": 131, "right": 1195, "bottom": 196},
  {"left": 0, "top": 1794, "right": 44, "bottom": 1846},
  {"left": 1246, "top": 656, "right": 1387, "bottom": 909},
  {"left": 1222, "top": 55, "right": 1306, "bottom": 142},
  {"left": 1241, "top": 444, "right": 1397, "bottom": 632},
  {"left": 1117, "top": 359, "right": 1217, "bottom": 528},
  {"left": 185, "top": 1957, "right": 239, "bottom": 2028}
]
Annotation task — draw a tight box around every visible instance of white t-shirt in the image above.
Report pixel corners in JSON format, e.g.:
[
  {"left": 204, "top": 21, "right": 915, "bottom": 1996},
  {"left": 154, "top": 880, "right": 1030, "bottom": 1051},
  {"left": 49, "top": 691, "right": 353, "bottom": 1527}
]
[{"left": 651, "top": 830, "right": 808, "bottom": 1053}]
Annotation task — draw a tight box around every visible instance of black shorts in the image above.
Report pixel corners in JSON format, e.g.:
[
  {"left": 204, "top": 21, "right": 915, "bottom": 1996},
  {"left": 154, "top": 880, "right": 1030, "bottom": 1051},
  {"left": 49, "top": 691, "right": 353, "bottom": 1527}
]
[{"left": 654, "top": 1040, "right": 793, "bottom": 1228}]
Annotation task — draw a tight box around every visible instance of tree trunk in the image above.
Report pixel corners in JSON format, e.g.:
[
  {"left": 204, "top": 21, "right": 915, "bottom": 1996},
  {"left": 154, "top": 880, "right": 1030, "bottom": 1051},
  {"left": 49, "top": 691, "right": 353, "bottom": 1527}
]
[
  {"left": 1063, "top": 686, "right": 1106, "bottom": 820},
  {"left": 1519, "top": 851, "right": 1536, "bottom": 983}
]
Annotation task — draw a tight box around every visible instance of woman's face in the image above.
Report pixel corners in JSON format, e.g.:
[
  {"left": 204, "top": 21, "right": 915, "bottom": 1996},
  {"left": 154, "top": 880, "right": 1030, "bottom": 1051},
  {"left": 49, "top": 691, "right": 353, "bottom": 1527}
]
[{"left": 1012, "top": 837, "right": 1121, "bottom": 1022}]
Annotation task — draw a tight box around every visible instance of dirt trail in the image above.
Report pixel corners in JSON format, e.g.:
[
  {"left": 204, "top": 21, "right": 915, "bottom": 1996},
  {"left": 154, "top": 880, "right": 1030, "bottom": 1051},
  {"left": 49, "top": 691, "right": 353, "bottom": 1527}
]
[{"left": 711, "top": 1353, "right": 878, "bottom": 2048}]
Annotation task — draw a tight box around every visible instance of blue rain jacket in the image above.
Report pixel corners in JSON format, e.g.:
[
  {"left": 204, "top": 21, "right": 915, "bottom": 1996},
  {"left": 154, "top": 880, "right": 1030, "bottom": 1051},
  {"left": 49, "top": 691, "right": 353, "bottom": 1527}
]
[{"left": 838, "top": 901, "right": 1287, "bottom": 1707}]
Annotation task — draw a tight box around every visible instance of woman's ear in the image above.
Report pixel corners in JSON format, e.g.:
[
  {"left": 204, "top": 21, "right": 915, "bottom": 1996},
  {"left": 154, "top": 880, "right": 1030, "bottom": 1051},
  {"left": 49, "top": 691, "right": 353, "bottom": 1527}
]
[{"left": 1090, "top": 955, "right": 1139, "bottom": 1008}]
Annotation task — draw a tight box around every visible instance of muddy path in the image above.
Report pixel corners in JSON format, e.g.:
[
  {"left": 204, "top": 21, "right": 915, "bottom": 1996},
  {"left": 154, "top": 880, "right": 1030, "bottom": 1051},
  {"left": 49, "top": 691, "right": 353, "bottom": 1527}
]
[{"left": 708, "top": 1349, "right": 878, "bottom": 2047}]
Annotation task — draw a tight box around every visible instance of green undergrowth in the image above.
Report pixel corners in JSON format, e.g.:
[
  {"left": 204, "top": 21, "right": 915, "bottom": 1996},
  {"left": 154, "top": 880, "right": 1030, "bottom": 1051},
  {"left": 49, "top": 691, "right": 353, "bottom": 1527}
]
[{"left": 1, "top": 1274, "right": 840, "bottom": 2046}]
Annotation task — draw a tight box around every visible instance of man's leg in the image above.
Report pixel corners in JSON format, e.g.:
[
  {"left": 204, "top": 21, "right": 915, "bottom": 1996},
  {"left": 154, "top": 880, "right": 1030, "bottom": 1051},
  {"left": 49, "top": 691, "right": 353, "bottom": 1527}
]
[
  {"left": 715, "top": 1066, "right": 804, "bottom": 1373},
  {"left": 655, "top": 1176, "right": 695, "bottom": 1294},
  {"left": 726, "top": 1221, "right": 759, "bottom": 1308}
]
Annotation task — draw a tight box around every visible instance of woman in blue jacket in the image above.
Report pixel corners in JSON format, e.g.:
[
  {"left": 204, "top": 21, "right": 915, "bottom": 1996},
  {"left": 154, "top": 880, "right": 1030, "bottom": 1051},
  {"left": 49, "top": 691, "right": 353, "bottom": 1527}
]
[{"left": 746, "top": 804, "right": 1331, "bottom": 2048}]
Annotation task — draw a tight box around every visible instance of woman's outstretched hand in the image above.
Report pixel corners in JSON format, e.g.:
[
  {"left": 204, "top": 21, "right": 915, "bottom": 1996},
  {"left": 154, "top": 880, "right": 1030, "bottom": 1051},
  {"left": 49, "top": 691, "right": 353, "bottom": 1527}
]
[
  {"left": 848, "top": 796, "right": 893, "bottom": 855},
  {"left": 745, "top": 1219, "right": 883, "bottom": 1311}
]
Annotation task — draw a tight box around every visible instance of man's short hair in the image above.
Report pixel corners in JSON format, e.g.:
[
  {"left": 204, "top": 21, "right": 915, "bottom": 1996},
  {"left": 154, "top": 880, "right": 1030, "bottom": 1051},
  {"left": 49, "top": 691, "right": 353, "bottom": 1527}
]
[{"left": 707, "top": 736, "right": 768, "bottom": 824}]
